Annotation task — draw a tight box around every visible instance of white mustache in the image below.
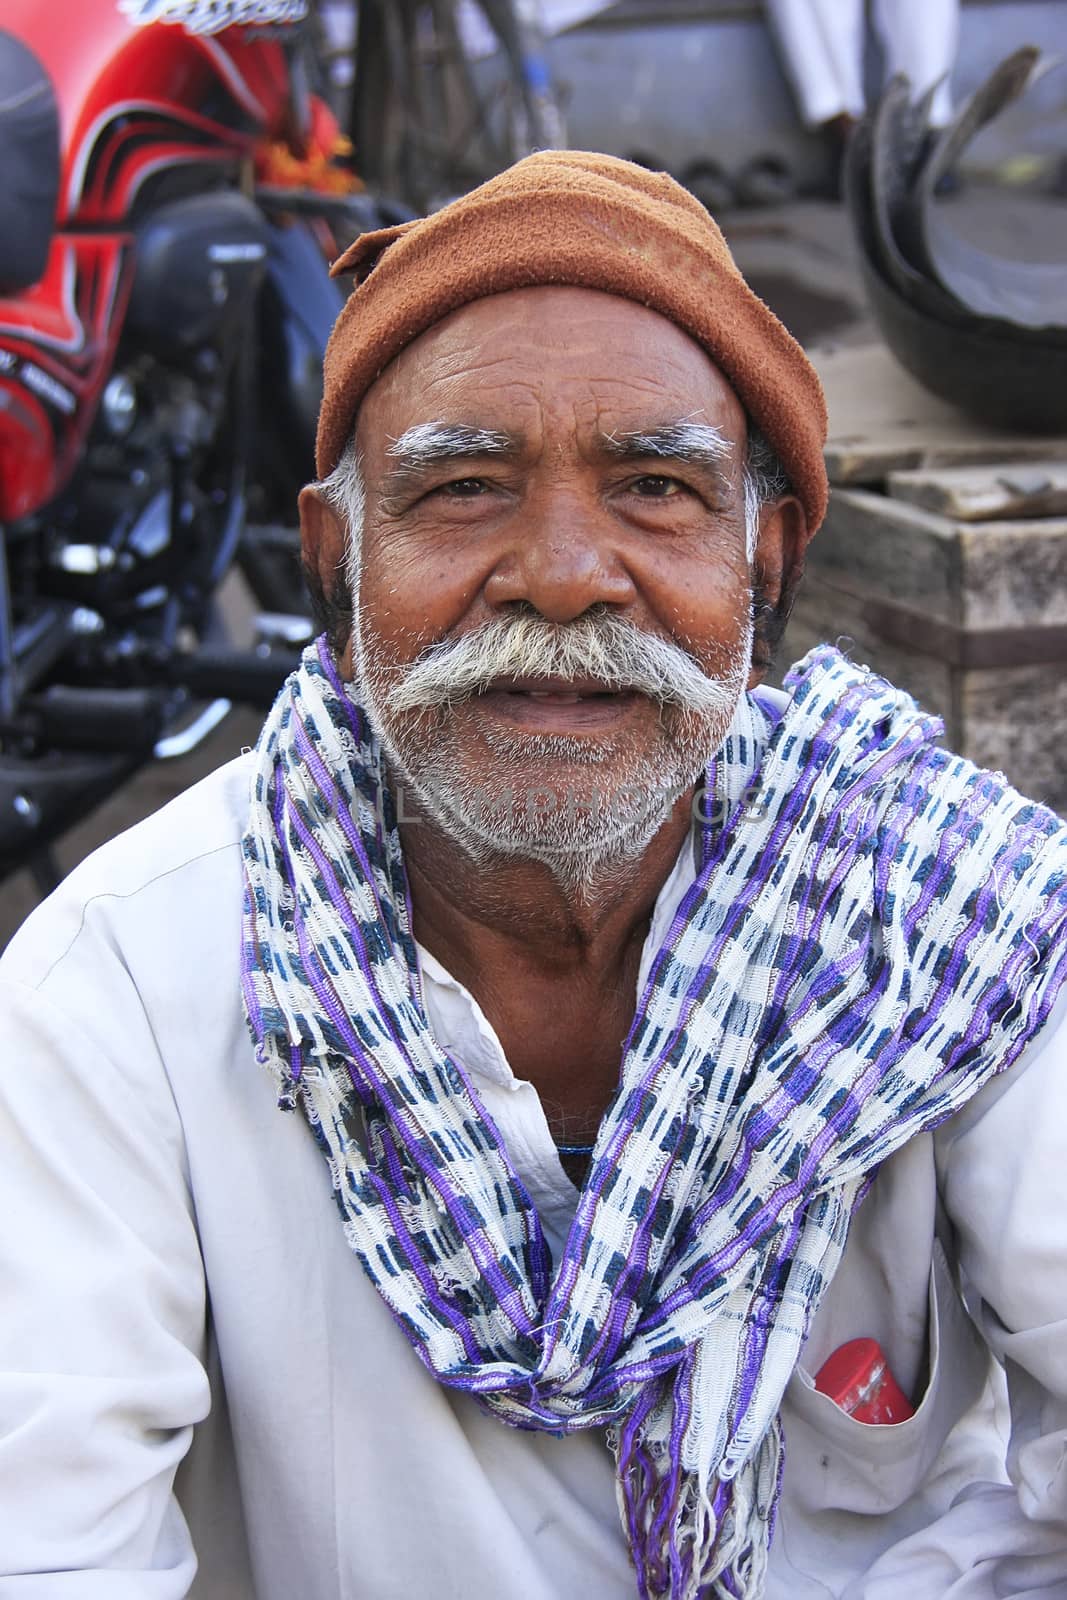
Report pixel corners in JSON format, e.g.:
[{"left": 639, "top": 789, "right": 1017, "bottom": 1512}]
[{"left": 381, "top": 611, "right": 741, "bottom": 718}]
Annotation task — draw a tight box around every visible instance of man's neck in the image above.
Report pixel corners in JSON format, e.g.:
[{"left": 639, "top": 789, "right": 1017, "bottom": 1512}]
[{"left": 398, "top": 790, "right": 695, "bottom": 987}]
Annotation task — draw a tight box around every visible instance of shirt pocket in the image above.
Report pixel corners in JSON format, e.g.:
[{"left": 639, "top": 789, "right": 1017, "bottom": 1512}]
[{"left": 783, "top": 1238, "right": 990, "bottom": 1515}]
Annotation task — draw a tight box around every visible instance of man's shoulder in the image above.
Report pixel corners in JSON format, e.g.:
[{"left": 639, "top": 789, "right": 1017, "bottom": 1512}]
[{"left": 2, "top": 753, "right": 254, "bottom": 994}]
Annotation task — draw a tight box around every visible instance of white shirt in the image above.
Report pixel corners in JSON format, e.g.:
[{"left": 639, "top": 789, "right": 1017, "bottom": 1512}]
[
  {"left": 416, "top": 824, "right": 693, "bottom": 1266},
  {"left": 1, "top": 752, "right": 1066, "bottom": 1598}
]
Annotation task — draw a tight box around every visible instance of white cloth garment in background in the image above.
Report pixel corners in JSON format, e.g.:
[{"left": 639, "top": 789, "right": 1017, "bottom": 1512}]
[
  {"left": 1, "top": 741, "right": 1067, "bottom": 1597},
  {"left": 766, "top": 0, "right": 960, "bottom": 127},
  {"left": 455, "top": 1, "right": 616, "bottom": 61}
]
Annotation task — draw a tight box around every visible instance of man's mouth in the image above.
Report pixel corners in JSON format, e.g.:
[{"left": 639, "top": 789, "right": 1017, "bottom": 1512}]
[
  {"left": 468, "top": 676, "right": 646, "bottom": 731},
  {"left": 490, "top": 676, "right": 631, "bottom": 703}
]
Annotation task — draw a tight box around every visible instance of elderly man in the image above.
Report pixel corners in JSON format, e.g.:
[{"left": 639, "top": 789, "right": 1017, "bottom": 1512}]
[{"left": 1, "top": 153, "right": 1066, "bottom": 1600}]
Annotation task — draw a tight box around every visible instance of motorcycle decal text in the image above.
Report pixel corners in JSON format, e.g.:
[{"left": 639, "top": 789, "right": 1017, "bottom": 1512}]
[
  {"left": 0, "top": 348, "right": 76, "bottom": 422},
  {"left": 20, "top": 362, "right": 77, "bottom": 417},
  {"left": 117, "top": 0, "right": 308, "bottom": 35}
]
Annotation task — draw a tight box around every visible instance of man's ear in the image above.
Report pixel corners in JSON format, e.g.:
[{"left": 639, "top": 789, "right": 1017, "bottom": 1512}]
[
  {"left": 749, "top": 494, "right": 808, "bottom": 685},
  {"left": 299, "top": 486, "right": 355, "bottom": 668},
  {"left": 299, "top": 485, "right": 348, "bottom": 598}
]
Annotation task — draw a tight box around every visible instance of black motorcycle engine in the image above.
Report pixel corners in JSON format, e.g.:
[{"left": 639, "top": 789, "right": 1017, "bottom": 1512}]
[
  {"left": 42, "top": 191, "right": 272, "bottom": 621},
  {"left": 126, "top": 191, "right": 269, "bottom": 360}
]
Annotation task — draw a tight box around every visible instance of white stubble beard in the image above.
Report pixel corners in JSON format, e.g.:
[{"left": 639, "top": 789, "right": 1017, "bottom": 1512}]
[{"left": 351, "top": 605, "right": 754, "bottom": 900}]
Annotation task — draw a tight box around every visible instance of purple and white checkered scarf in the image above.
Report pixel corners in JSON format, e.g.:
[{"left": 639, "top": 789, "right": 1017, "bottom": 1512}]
[{"left": 241, "top": 640, "right": 1067, "bottom": 1599}]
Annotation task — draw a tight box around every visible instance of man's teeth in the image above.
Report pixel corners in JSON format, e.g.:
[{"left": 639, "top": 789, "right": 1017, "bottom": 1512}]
[{"left": 518, "top": 689, "right": 613, "bottom": 702}]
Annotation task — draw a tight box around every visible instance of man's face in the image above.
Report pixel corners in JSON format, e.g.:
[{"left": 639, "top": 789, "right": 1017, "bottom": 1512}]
[{"left": 323, "top": 287, "right": 789, "bottom": 876}]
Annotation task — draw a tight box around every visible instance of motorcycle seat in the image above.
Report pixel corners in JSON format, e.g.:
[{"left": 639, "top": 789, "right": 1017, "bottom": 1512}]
[{"left": 0, "top": 30, "right": 60, "bottom": 295}]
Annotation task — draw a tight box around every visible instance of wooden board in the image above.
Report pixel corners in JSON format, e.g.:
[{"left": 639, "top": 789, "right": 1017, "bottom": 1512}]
[
  {"left": 784, "top": 578, "right": 1067, "bottom": 815},
  {"left": 786, "top": 479, "right": 1067, "bottom": 811},
  {"left": 784, "top": 581, "right": 957, "bottom": 742},
  {"left": 812, "top": 343, "right": 1067, "bottom": 487},
  {"left": 887, "top": 460, "right": 1067, "bottom": 521},
  {"left": 788, "top": 359, "right": 1067, "bottom": 809},
  {"left": 807, "top": 487, "right": 1067, "bottom": 635}
]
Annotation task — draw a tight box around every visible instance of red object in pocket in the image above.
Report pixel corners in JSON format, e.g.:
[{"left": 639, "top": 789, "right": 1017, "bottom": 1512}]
[{"left": 813, "top": 1337, "right": 915, "bottom": 1424}]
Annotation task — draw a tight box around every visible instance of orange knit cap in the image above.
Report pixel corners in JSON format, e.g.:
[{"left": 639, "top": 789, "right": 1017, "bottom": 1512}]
[{"left": 318, "top": 150, "right": 829, "bottom": 533}]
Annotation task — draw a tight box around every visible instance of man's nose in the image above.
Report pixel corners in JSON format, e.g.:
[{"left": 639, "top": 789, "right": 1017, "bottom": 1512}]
[{"left": 482, "top": 497, "right": 637, "bottom": 623}]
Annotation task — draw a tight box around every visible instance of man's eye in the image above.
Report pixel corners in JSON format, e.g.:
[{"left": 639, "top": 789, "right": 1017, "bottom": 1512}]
[
  {"left": 440, "top": 477, "right": 489, "bottom": 497},
  {"left": 631, "top": 475, "right": 682, "bottom": 498}
]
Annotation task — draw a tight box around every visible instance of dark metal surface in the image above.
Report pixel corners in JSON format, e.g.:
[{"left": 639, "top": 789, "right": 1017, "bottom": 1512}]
[
  {"left": 858, "top": 249, "right": 1067, "bottom": 433},
  {"left": 865, "top": 80, "right": 967, "bottom": 323},
  {"left": 847, "top": 49, "right": 1067, "bottom": 432},
  {"left": 169, "top": 647, "right": 300, "bottom": 707},
  {"left": 913, "top": 49, "right": 1067, "bottom": 328},
  {"left": 0, "top": 748, "right": 141, "bottom": 880}
]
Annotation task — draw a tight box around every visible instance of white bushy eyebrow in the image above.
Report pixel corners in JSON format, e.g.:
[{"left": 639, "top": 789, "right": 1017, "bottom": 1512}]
[
  {"left": 602, "top": 420, "right": 736, "bottom": 503},
  {"left": 602, "top": 420, "right": 732, "bottom": 468},
  {"left": 386, "top": 422, "right": 517, "bottom": 467}
]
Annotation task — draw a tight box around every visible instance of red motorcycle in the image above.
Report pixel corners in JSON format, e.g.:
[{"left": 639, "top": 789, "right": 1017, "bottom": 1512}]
[{"left": 0, "top": 0, "right": 383, "bottom": 883}]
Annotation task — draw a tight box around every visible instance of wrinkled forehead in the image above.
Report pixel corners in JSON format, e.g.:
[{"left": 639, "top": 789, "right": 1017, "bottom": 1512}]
[{"left": 355, "top": 285, "right": 749, "bottom": 463}]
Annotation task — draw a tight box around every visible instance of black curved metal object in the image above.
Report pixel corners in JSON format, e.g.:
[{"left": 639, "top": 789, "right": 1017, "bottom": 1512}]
[
  {"left": 256, "top": 218, "right": 344, "bottom": 496},
  {"left": 911, "top": 48, "right": 1067, "bottom": 329},
  {"left": 894, "top": 45, "right": 1041, "bottom": 285},
  {"left": 858, "top": 249, "right": 1067, "bottom": 435},
  {"left": 0, "top": 747, "right": 142, "bottom": 881},
  {"left": 866, "top": 76, "right": 969, "bottom": 324},
  {"left": 846, "top": 49, "right": 1067, "bottom": 432},
  {"left": 915, "top": 47, "right": 1041, "bottom": 204},
  {"left": 918, "top": 214, "right": 1067, "bottom": 330}
]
